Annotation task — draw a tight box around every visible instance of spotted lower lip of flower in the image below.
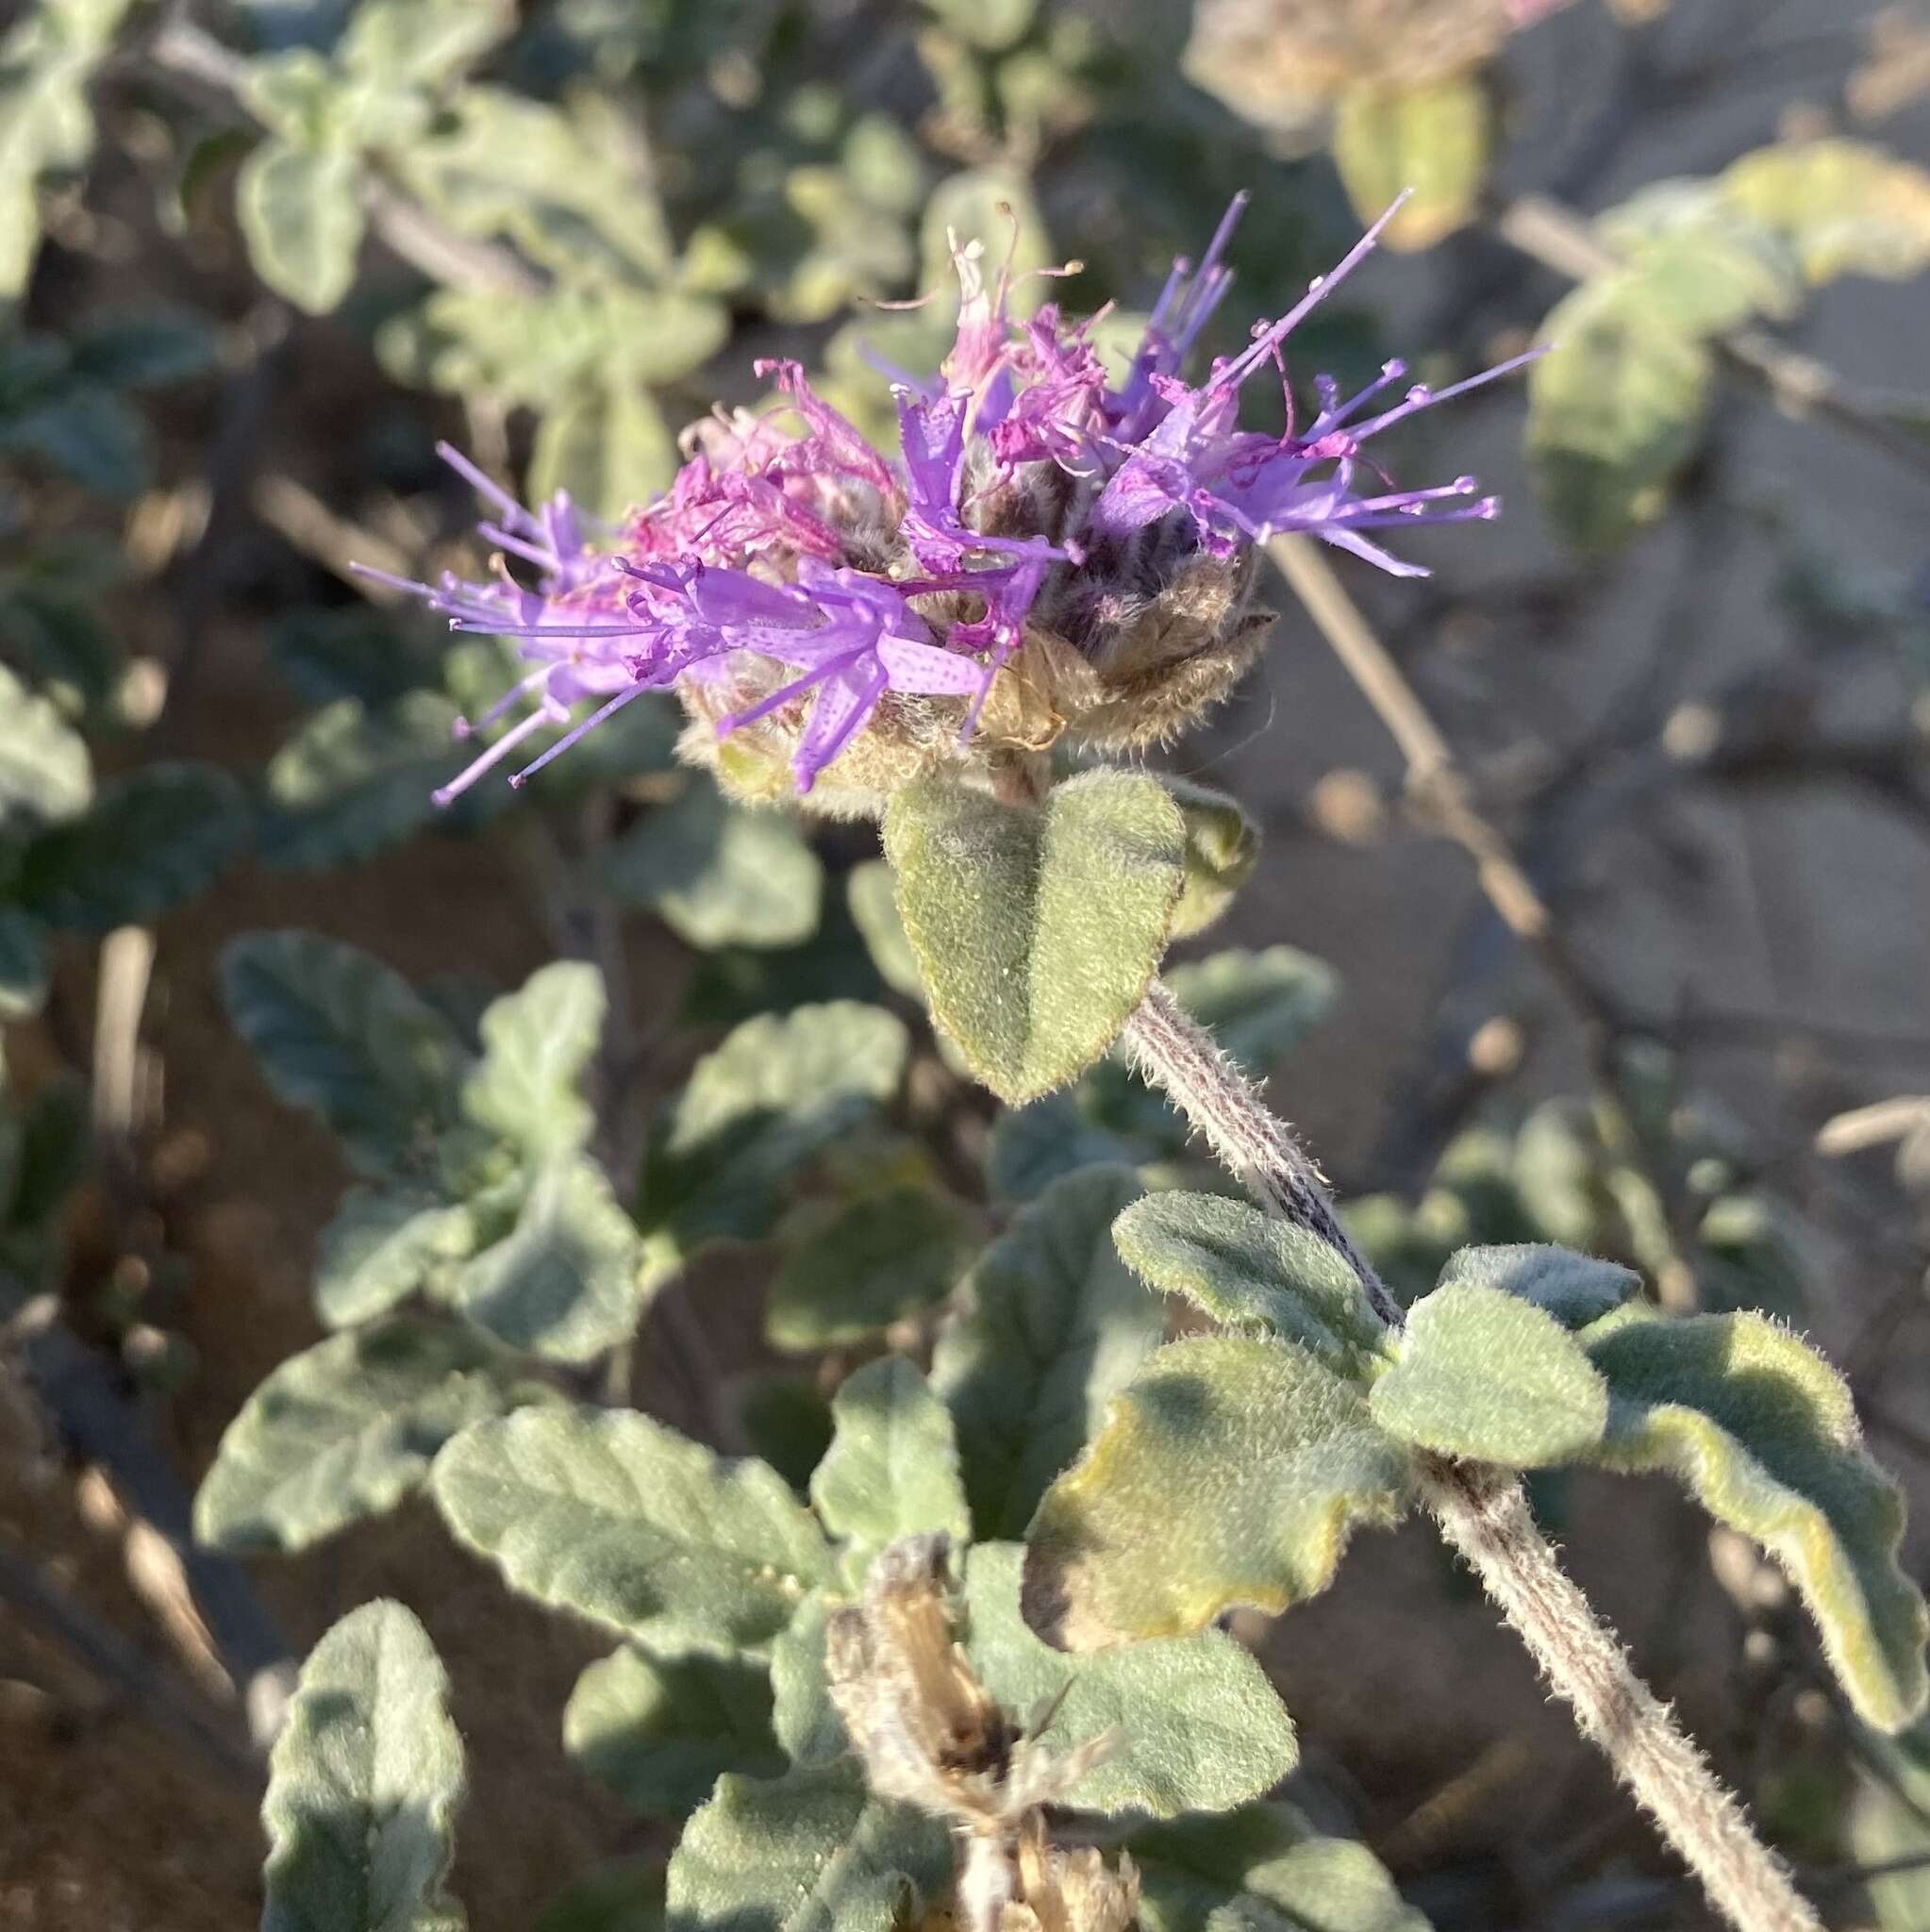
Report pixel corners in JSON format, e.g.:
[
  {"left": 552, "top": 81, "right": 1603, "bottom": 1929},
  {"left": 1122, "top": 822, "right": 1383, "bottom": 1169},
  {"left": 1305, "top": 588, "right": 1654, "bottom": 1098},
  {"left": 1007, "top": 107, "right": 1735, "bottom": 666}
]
[{"left": 358, "top": 192, "right": 1534, "bottom": 811}]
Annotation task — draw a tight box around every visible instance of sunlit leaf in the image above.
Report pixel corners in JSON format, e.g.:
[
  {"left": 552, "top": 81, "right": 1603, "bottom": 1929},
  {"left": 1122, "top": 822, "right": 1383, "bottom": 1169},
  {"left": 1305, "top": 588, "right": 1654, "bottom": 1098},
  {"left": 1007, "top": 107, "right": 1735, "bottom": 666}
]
[
  {"left": 1370, "top": 1277, "right": 1608, "bottom": 1466},
  {"left": 1722, "top": 139, "right": 1930, "bottom": 285},
  {"left": 963, "top": 1542, "right": 1296, "bottom": 1817},
  {"left": 1112, "top": 1191, "right": 1387, "bottom": 1375},
  {"left": 262, "top": 1600, "right": 466, "bottom": 1932},
  {"left": 431, "top": 1406, "right": 837, "bottom": 1657},
  {"left": 314, "top": 1188, "right": 475, "bottom": 1328},
  {"left": 237, "top": 140, "right": 366, "bottom": 313},
  {"left": 1585, "top": 1309, "right": 1929, "bottom": 1730},
  {"left": 1596, "top": 181, "right": 1803, "bottom": 333},
  {"left": 194, "top": 1318, "right": 529, "bottom": 1555},
  {"left": 1332, "top": 75, "right": 1489, "bottom": 252},
  {"left": 1528, "top": 275, "right": 1714, "bottom": 550},
  {"left": 462, "top": 962, "right": 604, "bottom": 1162},
  {"left": 0, "top": 662, "right": 91, "bottom": 838},
  {"left": 809, "top": 1357, "right": 971, "bottom": 1567},
  {"left": 441, "top": 1158, "right": 647, "bottom": 1364}
]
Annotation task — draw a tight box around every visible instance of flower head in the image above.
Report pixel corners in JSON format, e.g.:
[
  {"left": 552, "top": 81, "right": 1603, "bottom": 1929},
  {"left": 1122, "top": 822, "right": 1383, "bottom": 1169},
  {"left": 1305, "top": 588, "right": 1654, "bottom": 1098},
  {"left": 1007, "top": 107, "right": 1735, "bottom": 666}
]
[{"left": 365, "top": 193, "right": 1531, "bottom": 814}]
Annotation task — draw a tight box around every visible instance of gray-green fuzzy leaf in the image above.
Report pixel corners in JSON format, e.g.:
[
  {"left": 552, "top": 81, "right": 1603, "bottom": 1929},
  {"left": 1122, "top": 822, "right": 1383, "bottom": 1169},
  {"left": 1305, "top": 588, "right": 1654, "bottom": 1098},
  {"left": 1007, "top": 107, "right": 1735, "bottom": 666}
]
[
  {"left": 530, "top": 379, "right": 677, "bottom": 522},
  {"left": 883, "top": 773, "right": 1186, "bottom": 1105},
  {"left": 1438, "top": 1243, "right": 1639, "bottom": 1330},
  {"left": 194, "top": 1318, "right": 529, "bottom": 1555},
  {"left": 1528, "top": 275, "right": 1714, "bottom": 550},
  {"left": 461, "top": 962, "right": 604, "bottom": 1162},
  {"left": 315, "top": 1189, "right": 474, "bottom": 1328},
  {"left": 809, "top": 1358, "right": 970, "bottom": 1567},
  {"left": 221, "top": 932, "right": 470, "bottom": 1175},
  {"left": 430, "top": 1407, "right": 836, "bottom": 1657},
  {"left": 1132, "top": 1800, "right": 1429, "bottom": 1932},
  {"left": 262, "top": 1600, "right": 466, "bottom": 1932},
  {"left": 1163, "top": 777, "right": 1260, "bottom": 940},
  {"left": 1112, "top": 1192, "right": 1387, "bottom": 1375},
  {"left": 18, "top": 762, "right": 245, "bottom": 931},
  {"left": 665, "top": 1761, "right": 949, "bottom": 1932},
  {"left": 441, "top": 1158, "right": 646, "bottom": 1364},
  {"left": 641, "top": 1003, "right": 908, "bottom": 1252},
  {"left": 932, "top": 1166, "right": 1164, "bottom": 1541},
  {"left": 259, "top": 692, "right": 460, "bottom": 869},
  {"left": 844, "top": 860, "right": 922, "bottom": 999},
  {"left": 1585, "top": 1310, "right": 1929, "bottom": 1730},
  {"left": 596, "top": 786, "right": 822, "bottom": 951},
  {"left": 1370, "top": 1281, "right": 1609, "bottom": 1467},
  {"left": 765, "top": 1187, "right": 972, "bottom": 1352},
  {"left": 238, "top": 141, "right": 366, "bottom": 314},
  {"left": 768, "top": 1592, "right": 843, "bottom": 1766},
  {"left": 564, "top": 1647, "right": 782, "bottom": 1816},
  {"left": 1023, "top": 1336, "right": 1413, "bottom": 1650},
  {"left": 963, "top": 1542, "right": 1296, "bottom": 1817}
]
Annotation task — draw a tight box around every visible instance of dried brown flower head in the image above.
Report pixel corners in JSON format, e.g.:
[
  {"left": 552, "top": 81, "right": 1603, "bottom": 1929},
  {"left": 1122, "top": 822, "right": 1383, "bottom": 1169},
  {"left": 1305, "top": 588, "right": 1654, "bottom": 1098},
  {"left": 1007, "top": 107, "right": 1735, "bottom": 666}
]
[{"left": 825, "top": 1535, "right": 1133, "bottom": 1932}]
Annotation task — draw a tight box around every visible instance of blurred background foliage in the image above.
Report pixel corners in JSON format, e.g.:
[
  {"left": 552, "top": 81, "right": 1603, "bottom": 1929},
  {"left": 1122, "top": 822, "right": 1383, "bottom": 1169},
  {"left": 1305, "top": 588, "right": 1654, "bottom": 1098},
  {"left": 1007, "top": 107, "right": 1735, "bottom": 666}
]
[{"left": 5, "top": 2, "right": 1930, "bottom": 1929}]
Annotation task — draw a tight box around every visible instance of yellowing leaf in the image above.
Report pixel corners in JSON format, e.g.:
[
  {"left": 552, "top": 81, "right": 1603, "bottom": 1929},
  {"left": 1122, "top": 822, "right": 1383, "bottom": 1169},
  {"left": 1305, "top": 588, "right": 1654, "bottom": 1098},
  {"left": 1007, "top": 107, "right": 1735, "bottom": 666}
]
[
  {"left": 1722, "top": 139, "right": 1930, "bottom": 285},
  {"left": 1023, "top": 1336, "right": 1412, "bottom": 1650},
  {"left": 1332, "top": 75, "right": 1490, "bottom": 253}
]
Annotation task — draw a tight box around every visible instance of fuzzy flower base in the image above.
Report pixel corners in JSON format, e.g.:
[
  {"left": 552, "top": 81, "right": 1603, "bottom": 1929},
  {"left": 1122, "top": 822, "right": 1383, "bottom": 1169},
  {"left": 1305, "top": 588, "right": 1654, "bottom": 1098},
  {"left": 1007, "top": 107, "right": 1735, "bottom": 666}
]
[{"left": 364, "top": 192, "right": 1531, "bottom": 817}]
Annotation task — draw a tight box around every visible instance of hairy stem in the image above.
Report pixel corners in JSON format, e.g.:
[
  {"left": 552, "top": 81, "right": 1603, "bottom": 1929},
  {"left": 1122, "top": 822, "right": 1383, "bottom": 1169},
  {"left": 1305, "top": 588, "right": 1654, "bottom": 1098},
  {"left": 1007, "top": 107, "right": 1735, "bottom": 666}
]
[
  {"left": 1120, "top": 980, "right": 1401, "bottom": 1326},
  {"left": 1423, "top": 1460, "right": 1821, "bottom": 1932},
  {"left": 1123, "top": 975, "right": 1822, "bottom": 1932}
]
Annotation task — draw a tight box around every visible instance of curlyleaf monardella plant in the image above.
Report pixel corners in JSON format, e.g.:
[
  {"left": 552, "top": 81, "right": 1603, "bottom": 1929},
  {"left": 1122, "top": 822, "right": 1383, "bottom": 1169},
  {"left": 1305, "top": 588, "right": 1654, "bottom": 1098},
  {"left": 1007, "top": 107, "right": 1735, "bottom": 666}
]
[{"left": 365, "top": 193, "right": 1532, "bottom": 815}]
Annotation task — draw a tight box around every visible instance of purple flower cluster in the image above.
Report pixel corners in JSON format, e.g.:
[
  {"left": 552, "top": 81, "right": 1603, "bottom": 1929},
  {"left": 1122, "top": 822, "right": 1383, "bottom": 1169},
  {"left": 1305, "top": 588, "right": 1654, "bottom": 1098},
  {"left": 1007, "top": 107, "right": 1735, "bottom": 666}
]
[{"left": 365, "top": 193, "right": 1530, "bottom": 801}]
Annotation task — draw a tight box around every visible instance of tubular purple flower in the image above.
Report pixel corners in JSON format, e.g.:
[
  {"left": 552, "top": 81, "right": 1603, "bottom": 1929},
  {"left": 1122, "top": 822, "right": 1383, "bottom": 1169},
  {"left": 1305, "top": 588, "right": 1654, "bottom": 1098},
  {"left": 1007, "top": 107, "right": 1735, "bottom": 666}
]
[{"left": 362, "top": 192, "right": 1534, "bottom": 810}]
